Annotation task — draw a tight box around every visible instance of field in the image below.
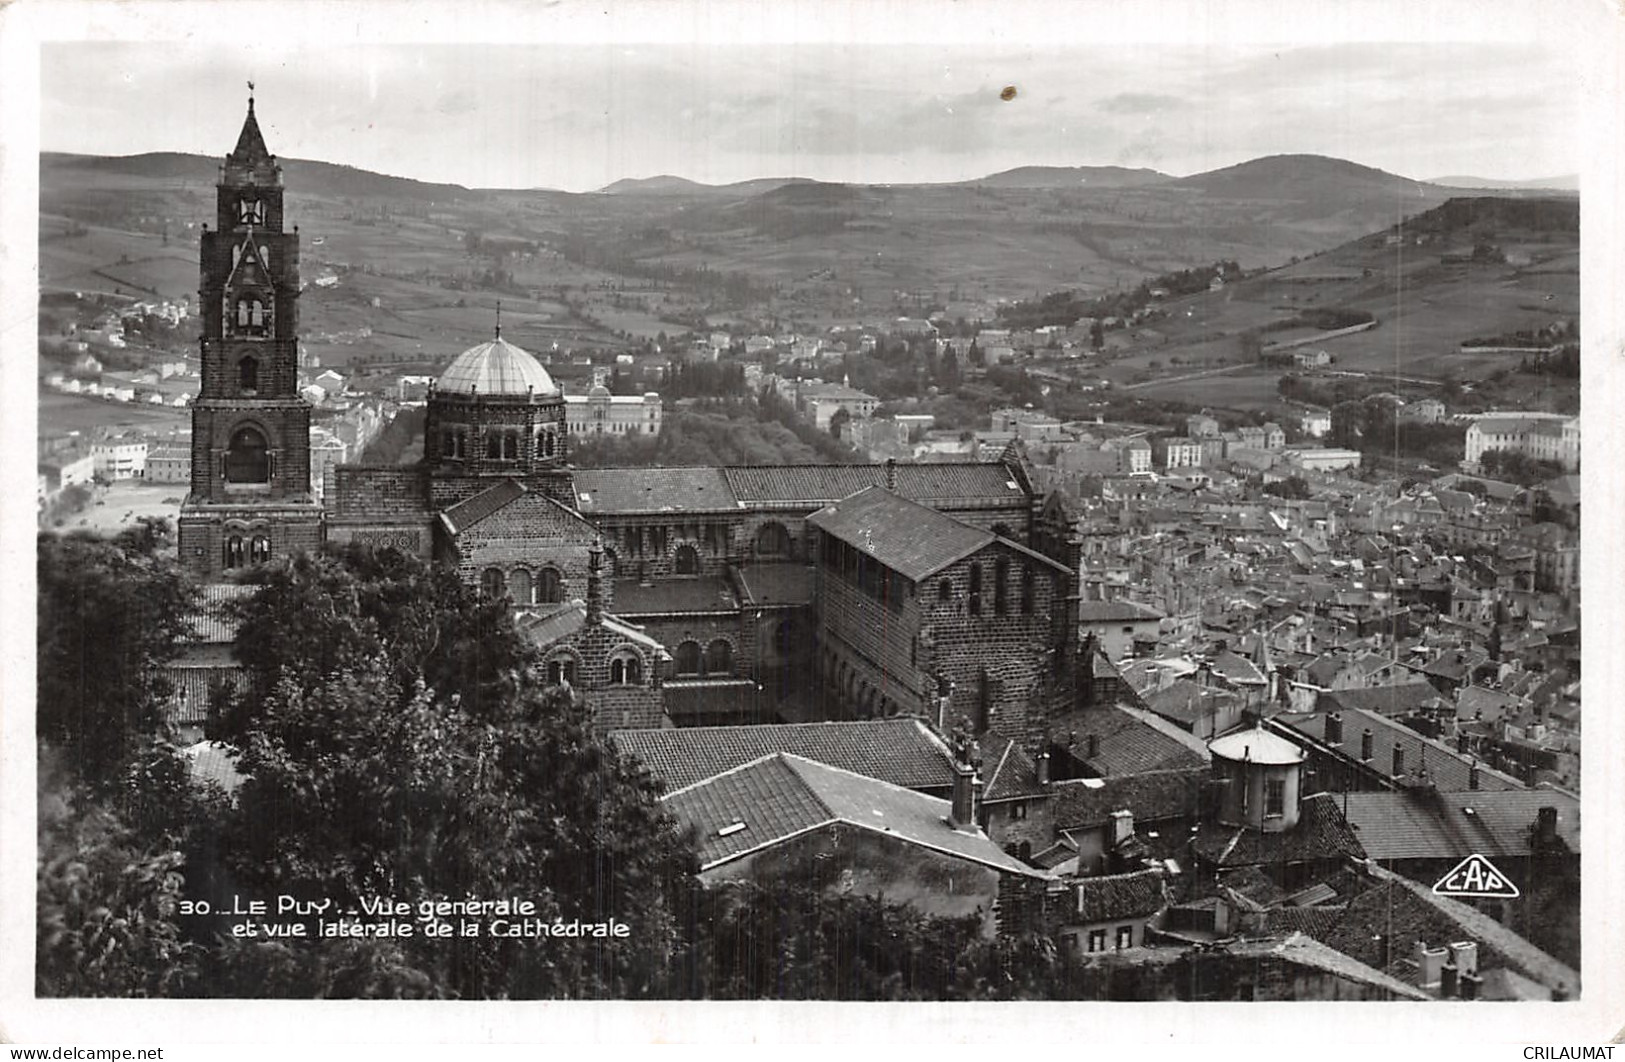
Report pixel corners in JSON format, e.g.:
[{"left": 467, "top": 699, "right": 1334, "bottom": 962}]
[{"left": 39, "top": 389, "right": 189, "bottom": 441}]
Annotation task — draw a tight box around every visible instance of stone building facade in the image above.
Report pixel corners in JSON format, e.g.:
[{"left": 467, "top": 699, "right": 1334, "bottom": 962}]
[{"left": 178, "top": 94, "right": 322, "bottom": 577}]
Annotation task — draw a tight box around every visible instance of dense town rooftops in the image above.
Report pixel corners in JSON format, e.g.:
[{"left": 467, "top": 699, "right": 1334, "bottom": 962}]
[
  {"left": 1339, "top": 789, "right": 1578, "bottom": 861},
  {"left": 1277, "top": 708, "right": 1525, "bottom": 792},
  {"left": 1192, "top": 792, "right": 1365, "bottom": 868},
  {"left": 662, "top": 752, "right": 1044, "bottom": 876},
  {"left": 1070, "top": 868, "right": 1167, "bottom": 922}
]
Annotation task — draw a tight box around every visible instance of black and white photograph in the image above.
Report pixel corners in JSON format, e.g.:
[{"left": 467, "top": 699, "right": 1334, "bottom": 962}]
[{"left": 3, "top": 0, "right": 1622, "bottom": 1046}]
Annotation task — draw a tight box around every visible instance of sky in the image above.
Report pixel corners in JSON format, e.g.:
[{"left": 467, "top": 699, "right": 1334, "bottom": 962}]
[{"left": 32, "top": 1, "right": 1589, "bottom": 192}]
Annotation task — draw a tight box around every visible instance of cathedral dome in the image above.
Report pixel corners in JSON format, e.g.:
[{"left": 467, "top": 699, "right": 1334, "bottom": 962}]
[{"left": 436, "top": 337, "right": 556, "bottom": 397}]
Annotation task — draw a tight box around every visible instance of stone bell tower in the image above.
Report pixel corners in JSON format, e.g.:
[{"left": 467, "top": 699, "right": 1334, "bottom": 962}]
[{"left": 178, "top": 88, "right": 323, "bottom": 577}]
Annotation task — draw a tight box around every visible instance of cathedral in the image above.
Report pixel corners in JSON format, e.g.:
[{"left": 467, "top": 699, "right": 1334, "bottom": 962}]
[{"left": 183, "top": 97, "right": 1086, "bottom": 740}]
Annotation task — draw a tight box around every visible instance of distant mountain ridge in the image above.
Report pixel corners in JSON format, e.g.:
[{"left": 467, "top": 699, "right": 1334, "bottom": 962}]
[
  {"left": 1428, "top": 174, "right": 1579, "bottom": 192},
  {"left": 1169, "top": 154, "right": 1437, "bottom": 199},
  {"left": 44, "top": 151, "right": 479, "bottom": 202},
  {"left": 963, "top": 165, "right": 1172, "bottom": 189},
  {"left": 597, "top": 175, "right": 814, "bottom": 196}
]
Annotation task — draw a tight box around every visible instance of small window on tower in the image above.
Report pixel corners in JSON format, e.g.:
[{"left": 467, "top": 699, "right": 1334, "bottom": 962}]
[{"left": 239, "top": 356, "right": 259, "bottom": 393}]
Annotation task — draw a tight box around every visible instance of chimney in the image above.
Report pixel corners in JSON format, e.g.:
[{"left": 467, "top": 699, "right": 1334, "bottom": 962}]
[
  {"left": 1325, "top": 711, "right": 1343, "bottom": 746},
  {"left": 1460, "top": 972, "right": 1482, "bottom": 1001},
  {"left": 1392, "top": 743, "right": 1406, "bottom": 778},
  {"left": 1439, "top": 962, "right": 1459, "bottom": 999},
  {"left": 1536, "top": 806, "right": 1558, "bottom": 846},
  {"left": 1457, "top": 732, "right": 1470, "bottom": 754},
  {"left": 1036, "top": 749, "right": 1050, "bottom": 787},
  {"left": 884, "top": 457, "right": 897, "bottom": 493},
  {"left": 1086, "top": 733, "right": 1101, "bottom": 760},
  {"left": 948, "top": 757, "right": 982, "bottom": 831},
  {"left": 1413, "top": 941, "right": 1447, "bottom": 988},
  {"left": 1447, "top": 941, "right": 1478, "bottom": 979},
  {"left": 1109, "top": 808, "right": 1135, "bottom": 847},
  {"left": 586, "top": 540, "right": 605, "bottom": 624},
  {"left": 1361, "top": 728, "right": 1374, "bottom": 762},
  {"left": 1469, "top": 762, "right": 1481, "bottom": 790}
]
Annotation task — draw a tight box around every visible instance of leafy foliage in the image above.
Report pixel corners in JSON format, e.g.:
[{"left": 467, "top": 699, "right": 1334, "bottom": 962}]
[
  {"left": 37, "top": 751, "right": 199, "bottom": 997},
  {"left": 37, "top": 531, "right": 194, "bottom": 788}
]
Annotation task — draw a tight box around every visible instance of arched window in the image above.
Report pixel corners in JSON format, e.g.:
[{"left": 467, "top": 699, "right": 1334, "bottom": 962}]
[
  {"left": 542, "top": 430, "right": 556, "bottom": 457},
  {"left": 509, "top": 568, "right": 533, "bottom": 605},
  {"left": 239, "top": 356, "right": 259, "bottom": 392},
  {"left": 224, "top": 426, "right": 270, "bottom": 484},
  {"left": 968, "top": 563, "right": 983, "bottom": 616},
  {"left": 538, "top": 567, "right": 562, "bottom": 604},
  {"left": 755, "top": 522, "right": 792, "bottom": 557},
  {"left": 486, "top": 432, "right": 502, "bottom": 460},
  {"left": 674, "top": 544, "right": 700, "bottom": 576},
  {"left": 249, "top": 300, "right": 265, "bottom": 330},
  {"left": 501, "top": 432, "right": 518, "bottom": 460},
  {"left": 546, "top": 655, "right": 577, "bottom": 686},
  {"left": 675, "top": 641, "right": 703, "bottom": 677},
  {"left": 705, "top": 639, "right": 732, "bottom": 677},
  {"left": 223, "top": 535, "right": 245, "bottom": 570},
  {"left": 236, "top": 301, "right": 250, "bottom": 328},
  {"left": 938, "top": 578, "right": 953, "bottom": 603},
  {"left": 994, "top": 557, "right": 1010, "bottom": 616},
  {"left": 1021, "top": 564, "right": 1035, "bottom": 615},
  {"left": 250, "top": 535, "right": 271, "bottom": 564},
  {"left": 481, "top": 567, "right": 507, "bottom": 599},
  {"left": 609, "top": 649, "right": 643, "bottom": 686}
]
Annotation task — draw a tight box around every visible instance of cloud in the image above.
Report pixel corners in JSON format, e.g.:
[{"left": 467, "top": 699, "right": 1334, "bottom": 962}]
[
  {"left": 1097, "top": 92, "right": 1186, "bottom": 115},
  {"left": 434, "top": 89, "right": 479, "bottom": 117}
]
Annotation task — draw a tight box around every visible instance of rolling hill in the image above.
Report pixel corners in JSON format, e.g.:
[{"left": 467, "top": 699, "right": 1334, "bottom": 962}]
[{"left": 964, "top": 165, "right": 1172, "bottom": 189}]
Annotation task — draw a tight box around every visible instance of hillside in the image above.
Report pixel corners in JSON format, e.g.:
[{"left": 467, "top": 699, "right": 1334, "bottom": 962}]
[
  {"left": 1170, "top": 154, "right": 1436, "bottom": 202},
  {"left": 966, "top": 165, "right": 1172, "bottom": 189},
  {"left": 1428, "top": 174, "right": 1579, "bottom": 192},
  {"left": 1100, "top": 195, "right": 1580, "bottom": 410}
]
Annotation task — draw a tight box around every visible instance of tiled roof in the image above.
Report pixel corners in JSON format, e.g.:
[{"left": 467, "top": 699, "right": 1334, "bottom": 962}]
[
  {"left": 978, "top": 734, "right": 1044, "bottom": 802},
  {"left": 1249, "top": 933, "right": 1431, "bottom": 1001},
  {"left": 611, "top": 718, "right": 955, "bottom": 793},
  {"left": 514, "top": 602, "right": 586, "bottom": 647},
  {"left": 571, "top": 467, "right": 737, "bottom": 514},
  {"left": 664, "top": 752, "right": 1043, "bottom": 876},
  {"left": 1295, "top": 865, "right": 1578, "bottom": 994},
  {"left": 1051, "top": 704, "right": 1209, "bottom": 778},
  {"left": 1316, "top": 682, "right": 1444, "bottom": 717},
  {"left": 183, "top": 584, "right": 259, "bottom": 643},
  {"left": 891, "top": 462, "right": 1028, "bottom": 502},
  {"left": 1050, "top": 767, "right": 1209, "bottom": 831},
  {"left": 1191, "top": 792, "right": 1366, "bottom": 868},
  {"left": 182, "top": 740, "right": 245, "bottom": 794},
  {"left": 1339, "top": 789, "right": 1578, "bottom": 861},
  {"left": 721, "top": 461, "right": 1026, "bottom": 507},
  {"left": 611, "top": 577, "right": 738, "bottom": 615},
  {"left": 733, "top": 563, "right": 815, "bottom": 607},
  {"left": 1278, "top": 708, "right": 1524, "bottom": 792},
  {"left": 164, "top": 665, "right": 248, "bottom": 725},
  {"left": 808, "top": 487, "right": 992, "bottom": 581},
  {"left": 1075, "top": 599, "right": 1164, "bottom": 623},
  {"left": 663, "top": 680, "right": 775, "bottom": 725},
  {"left": 1143, "top": 680, "right": 1238, "bottom": 728},
  {"left": 440, "top": 479, "right": 528, "bottom": 536},
  {"left": 1070, "top": 868, "right": 1167, "bottom": 922}
]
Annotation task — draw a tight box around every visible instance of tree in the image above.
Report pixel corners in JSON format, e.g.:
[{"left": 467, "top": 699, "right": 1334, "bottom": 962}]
[
  {"left": 211, "top": 546, "right": 701, "bottom": 998},
  {"left": 828, "top": 407, "right": 852, "bottom": 439},
  {"left": 217, "top": 545, "right": 534, "bottom": 738},
  {"left": 37, "top": 750, "right": 199, "bottom": 997},
  {"left": 37, "top": 532, "right": 195, "bottom": 789}
]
